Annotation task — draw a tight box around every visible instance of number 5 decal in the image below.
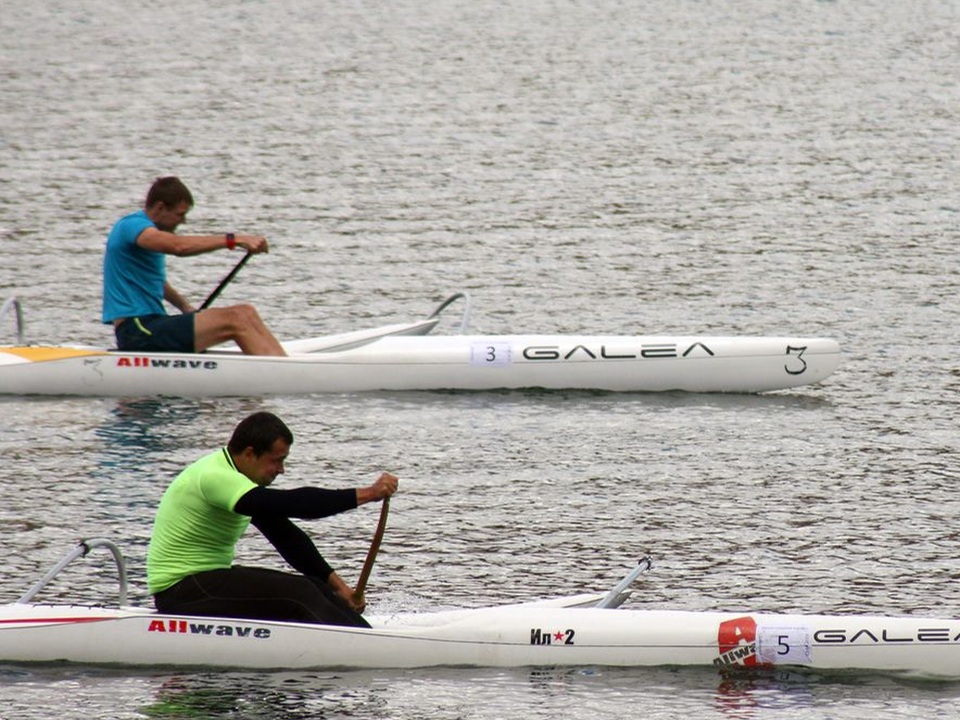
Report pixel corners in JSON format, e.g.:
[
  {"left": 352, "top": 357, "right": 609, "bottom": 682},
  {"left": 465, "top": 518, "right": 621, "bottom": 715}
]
[
  {"left": 776, "top": 634, "right": 791, "bottom": 656},
  {"left": 757, "top": 625, "right": 813, "bottom": 664},
  {"left": 785, "top": 345, "right": 808, "bottom": 375}
]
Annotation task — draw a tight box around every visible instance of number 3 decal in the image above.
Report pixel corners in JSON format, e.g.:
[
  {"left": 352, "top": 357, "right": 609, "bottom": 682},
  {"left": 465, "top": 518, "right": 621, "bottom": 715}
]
[
  {"left": 470, "top": 342, "right": 512, "bottom": 367},
  {"left": 785, "top": 345, "right": 808, "bottom": 375}
]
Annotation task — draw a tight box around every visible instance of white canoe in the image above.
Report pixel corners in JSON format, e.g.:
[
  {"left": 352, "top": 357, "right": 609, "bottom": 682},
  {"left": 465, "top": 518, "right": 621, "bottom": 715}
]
[
  {"left": 2, "top": 542, "right": 958, "bottom": 677},
  {"left": 0, "top": 294, "right": 841, "bottom": 396},
  {"left": 4, "top": 601, "right": 960, "bottom": 676}
]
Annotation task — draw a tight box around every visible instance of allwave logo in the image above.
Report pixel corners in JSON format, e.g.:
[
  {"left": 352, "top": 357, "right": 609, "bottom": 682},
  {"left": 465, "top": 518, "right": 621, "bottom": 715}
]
[
  {"left": 116, "top": 357, "right": 218, "bottom": 370},
  {"left": 715, "top": 616, "right": 759, "bottom": 666},
  {"left": 147, "top": 618, "right": 271, "bottom": 639}
]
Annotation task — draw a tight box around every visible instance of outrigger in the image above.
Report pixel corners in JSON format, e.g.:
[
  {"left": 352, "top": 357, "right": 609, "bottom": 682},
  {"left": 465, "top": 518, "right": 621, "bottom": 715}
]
[
  {"left": 1, "top": 540, "right": 958, "bottom": 677},
  {"left": 0, "top": 293, "right": 841, "bottom": 396}
]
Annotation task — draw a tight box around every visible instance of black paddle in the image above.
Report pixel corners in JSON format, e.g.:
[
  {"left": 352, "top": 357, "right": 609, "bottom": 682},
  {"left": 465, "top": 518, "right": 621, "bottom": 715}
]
[{"left": 199, "top": 252, "right": 252, "bottom": 310}]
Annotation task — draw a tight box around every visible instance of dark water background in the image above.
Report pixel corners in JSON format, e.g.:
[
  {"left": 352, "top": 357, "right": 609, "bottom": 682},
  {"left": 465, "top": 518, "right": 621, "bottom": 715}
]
[{"left": 1, "top": 1, "right": 959, "bottom": 717}]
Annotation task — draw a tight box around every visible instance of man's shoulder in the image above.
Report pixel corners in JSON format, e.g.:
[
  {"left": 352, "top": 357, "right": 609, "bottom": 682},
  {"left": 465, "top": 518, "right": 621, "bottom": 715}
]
[
  {"left": 109, "top": 210, "right": 155, "bottom": 245},
  {"left": 182, "top": 448, "right": 256, "bottom": 509},
  {"left": 184, "top": 448, "right": 232, "bottom": 473},
  {"left": 187, "top": 449, "right": 252, "bottom": 485}
]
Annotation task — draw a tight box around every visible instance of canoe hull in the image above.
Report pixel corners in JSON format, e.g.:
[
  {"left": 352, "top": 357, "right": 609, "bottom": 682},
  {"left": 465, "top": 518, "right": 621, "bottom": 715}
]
[
  {"left": 0, "top": 334, "right": 841, "bottom": 396},
  {"left": 1, "top": 603, "right": 957, "bottom": 676}
]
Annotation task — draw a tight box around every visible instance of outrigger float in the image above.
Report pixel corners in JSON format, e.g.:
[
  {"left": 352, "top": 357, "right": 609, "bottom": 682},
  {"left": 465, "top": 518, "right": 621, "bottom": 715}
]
[
  {"left": 1, "top": 540, "right": 958, "bottom": 677},
  {"left": 0, "top": 294, "right": 840, "bottom": 396}
]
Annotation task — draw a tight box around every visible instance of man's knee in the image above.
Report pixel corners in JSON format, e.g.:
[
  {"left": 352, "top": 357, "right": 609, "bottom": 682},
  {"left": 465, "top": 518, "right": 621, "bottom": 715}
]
[{"left": 226, "top": 304, "right": 263, "bottom": 328}]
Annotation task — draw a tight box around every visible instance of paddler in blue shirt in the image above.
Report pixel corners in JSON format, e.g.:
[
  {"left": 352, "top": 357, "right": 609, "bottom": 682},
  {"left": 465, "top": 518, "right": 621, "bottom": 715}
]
[
  {"left": 147, "top": 411, "right": 398, "bottom": 626},
  {"left": 102, "top": 176, "right": 286, "bottom": 355}
]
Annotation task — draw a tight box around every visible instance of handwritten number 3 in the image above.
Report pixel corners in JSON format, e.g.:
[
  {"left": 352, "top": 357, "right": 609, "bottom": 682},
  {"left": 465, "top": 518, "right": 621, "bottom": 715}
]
[{"left": 785, "top": 345, "right": 808, "bottom": 375}]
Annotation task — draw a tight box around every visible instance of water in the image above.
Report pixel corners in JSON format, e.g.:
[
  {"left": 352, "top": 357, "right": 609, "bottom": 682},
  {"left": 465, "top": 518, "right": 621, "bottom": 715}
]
[{"left": 1, "top": 0, "right": 959, "bottom": 717}]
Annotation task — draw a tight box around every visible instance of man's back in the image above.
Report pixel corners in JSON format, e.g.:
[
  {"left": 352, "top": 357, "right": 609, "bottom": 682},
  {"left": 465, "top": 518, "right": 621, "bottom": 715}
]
[{"left": 102, "top": 209, "right": 166, "bottom": 322}]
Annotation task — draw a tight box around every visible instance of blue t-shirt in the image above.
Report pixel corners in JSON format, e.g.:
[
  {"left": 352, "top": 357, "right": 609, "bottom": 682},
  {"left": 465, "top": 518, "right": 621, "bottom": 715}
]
[{"left": 102, "top": 209, "right": 166, "bottom": 322}]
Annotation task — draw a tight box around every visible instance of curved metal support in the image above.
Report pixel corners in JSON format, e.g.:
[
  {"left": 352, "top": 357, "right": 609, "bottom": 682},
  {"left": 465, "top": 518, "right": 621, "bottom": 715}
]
[
  {"left": 428, "top": 292, "right": 472, "bottom": 334},
  {"left": 595, "top": 557, "right": 652, "bottom": 609},
  {"left": 1, "top": 296, "right": 24, "bottom": 344},
  {"left": 17, "top": 538, "right": 128, "bottom": 606}
]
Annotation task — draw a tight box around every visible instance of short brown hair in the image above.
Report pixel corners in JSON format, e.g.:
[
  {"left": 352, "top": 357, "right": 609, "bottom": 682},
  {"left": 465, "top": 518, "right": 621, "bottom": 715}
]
[
  {"left": 228, "top": 411, "right": 294, "bottom": 456},
  {"left": 145, "top": 176, "right": 194, "bottom": 209}
]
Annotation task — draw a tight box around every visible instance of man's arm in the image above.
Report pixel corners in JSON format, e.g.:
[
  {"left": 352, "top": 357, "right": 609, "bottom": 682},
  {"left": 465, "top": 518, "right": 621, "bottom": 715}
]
[
  {"left": 249, "top": 515, "right": 365, "bottom": 612},
  {"left": 233, "top": 473, "right": 398, "bottom": 519},
  {"left": 235, "top": 474, "right": 398, "bottom": 613},
  {"left": 164, "top": 282, "right": 194, "bottom": 314},
  {"left": 249, "top": 514, "right": 334, "bottom": 579},
  {"left": 137, "top": 227, "right": 270, "bottom": 257},
  {"left": 234, "top": 486, "right": 358, "bottom": 519}
]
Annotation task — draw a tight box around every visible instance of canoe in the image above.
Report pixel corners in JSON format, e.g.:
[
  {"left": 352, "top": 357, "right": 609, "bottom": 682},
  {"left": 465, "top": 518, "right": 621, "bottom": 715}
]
[
  {"left": 5, "top": 601, "right": 960, "bottom": 676},
  {"left": 2, "top": 541, "right": 958, "bottom": 677},
  {"left": 0, "top": 294, "right": 841, "bottom": 396}
]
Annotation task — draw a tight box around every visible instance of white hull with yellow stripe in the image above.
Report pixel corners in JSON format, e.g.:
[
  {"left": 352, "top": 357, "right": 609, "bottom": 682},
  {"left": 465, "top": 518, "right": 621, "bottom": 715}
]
[
  {"left": 0, "top": 333, "right": 841, "bottom": 396},
  {"left": 0, "top": 295, "right": 841, "bottom": 396}
]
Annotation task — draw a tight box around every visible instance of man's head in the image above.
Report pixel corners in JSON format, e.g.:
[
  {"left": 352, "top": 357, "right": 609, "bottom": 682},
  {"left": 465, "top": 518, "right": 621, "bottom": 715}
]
[
  {"left": 144, "top": 176, "right": 194, "bottom": 232},
  {"left": 228, "top": 411, "right": 294, "bottom": 487}
]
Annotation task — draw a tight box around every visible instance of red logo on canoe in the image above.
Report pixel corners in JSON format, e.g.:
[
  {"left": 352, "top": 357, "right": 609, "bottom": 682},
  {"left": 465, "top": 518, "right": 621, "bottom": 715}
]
[
  {"left": 116, "top": 357, "right": 218, "bottom": 370},
  {"left": 714, "top": 616, "right": 760, "bottom": 666}
]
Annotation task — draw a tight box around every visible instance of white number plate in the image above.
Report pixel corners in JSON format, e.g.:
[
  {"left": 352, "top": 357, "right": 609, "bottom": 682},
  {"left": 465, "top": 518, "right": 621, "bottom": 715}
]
[
  {"left": 756, "top": 624, "right": 813, "bottom": 664},
  {"left": 470, "top": 342, "right": 512, "bottom": 367}
]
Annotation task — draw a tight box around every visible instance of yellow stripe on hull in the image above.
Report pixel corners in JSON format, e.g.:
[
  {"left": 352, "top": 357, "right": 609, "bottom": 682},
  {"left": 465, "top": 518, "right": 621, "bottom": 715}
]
[{"left": 0, "top": 347, "right": 109, "bottom": 363}]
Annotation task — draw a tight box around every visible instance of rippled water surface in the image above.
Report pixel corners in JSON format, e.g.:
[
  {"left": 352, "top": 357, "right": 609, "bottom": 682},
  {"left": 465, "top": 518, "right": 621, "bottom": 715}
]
[{"left": 1, "top": 0, "right": 959, "bottom": 718}]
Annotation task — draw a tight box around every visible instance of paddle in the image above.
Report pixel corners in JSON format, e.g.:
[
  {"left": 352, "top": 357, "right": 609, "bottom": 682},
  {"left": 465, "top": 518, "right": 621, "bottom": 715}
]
[
  {"left": 354, "top": 497, "right": 390, "bottom": 605},
  {"left": 199, "top": 251, "right": 252, "bottom": 310}
]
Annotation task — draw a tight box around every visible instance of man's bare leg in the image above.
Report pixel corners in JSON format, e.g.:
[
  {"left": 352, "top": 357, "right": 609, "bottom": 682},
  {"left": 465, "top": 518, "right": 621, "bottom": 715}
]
[{"left": 194, "top": 306, "right": 287, "bottom": 356}]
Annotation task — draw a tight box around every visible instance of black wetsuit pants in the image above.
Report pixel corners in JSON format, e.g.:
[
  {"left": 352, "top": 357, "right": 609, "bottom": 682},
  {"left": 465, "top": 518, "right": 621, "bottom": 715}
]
[{"left": 153, "top": 566, "right": 370, "bottom": 628}]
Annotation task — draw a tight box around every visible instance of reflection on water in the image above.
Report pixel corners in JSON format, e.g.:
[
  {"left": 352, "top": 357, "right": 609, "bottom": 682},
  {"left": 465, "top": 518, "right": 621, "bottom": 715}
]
[
  {"left": 371, "top": 386, "right": 836, "bottom": 412},
  {"left": 1, "top": 663, "right": 957, "bottom": 720},
  {"left": 138, "top": 666, "right": 960, "bottom": 720},
  {"left": 141, "top": 672, "right": 391, "bottom": 719},
  {"left": 94, "top": 398, "right": 203, "bottom": 472}
]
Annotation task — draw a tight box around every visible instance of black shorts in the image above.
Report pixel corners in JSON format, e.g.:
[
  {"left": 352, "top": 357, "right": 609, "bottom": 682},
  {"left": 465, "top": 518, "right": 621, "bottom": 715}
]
[
  {"left": 114, "top": 314, "right": 195, "bottom": 353},
  {"left": 153, "top": 566, "right": 370, "bottom": 628}
]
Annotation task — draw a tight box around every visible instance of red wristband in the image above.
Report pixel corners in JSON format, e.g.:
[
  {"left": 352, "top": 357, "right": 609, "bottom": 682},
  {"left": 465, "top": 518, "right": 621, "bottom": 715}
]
[{"left": 225, "top": 233, "right": 236, "bottom": 250}]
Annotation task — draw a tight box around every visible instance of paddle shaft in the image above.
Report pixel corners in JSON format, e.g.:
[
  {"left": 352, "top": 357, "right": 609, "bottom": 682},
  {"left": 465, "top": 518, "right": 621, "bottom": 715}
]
[
  {"left": 354, "top": 497, "right": 390, "bottom": 601},
  {"left": 199, "top": 252, "right": 252, "bottom": 310}
]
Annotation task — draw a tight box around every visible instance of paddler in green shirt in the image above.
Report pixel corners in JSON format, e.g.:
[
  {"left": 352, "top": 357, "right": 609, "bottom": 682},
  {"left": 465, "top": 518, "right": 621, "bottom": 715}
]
[{"left": 147, "top": 411, "right": 397, "bottom": 626}]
